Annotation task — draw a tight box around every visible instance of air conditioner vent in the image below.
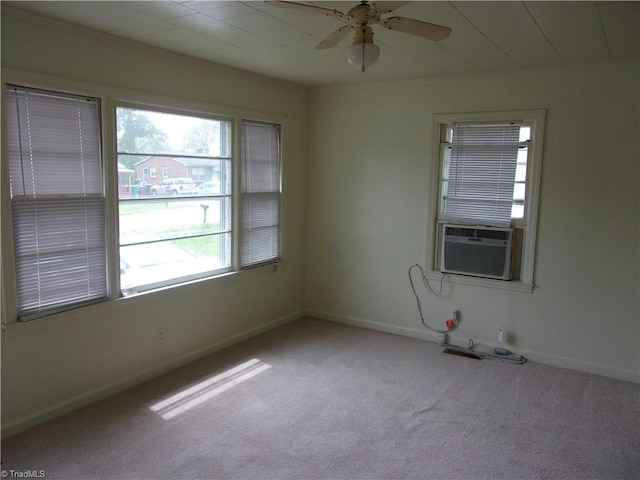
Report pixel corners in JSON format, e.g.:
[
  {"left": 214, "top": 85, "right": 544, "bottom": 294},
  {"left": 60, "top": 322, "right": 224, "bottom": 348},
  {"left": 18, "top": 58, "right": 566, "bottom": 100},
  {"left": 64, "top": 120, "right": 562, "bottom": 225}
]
[{"left": 441, "top": 224, "right": 512, "bottom": 280}]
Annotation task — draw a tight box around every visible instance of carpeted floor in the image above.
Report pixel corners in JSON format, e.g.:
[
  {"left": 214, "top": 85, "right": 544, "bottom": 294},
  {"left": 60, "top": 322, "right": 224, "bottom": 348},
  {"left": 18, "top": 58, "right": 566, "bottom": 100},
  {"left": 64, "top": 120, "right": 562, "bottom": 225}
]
[{"left": 2, "top": 317, "right": 639, "bottom": 479}]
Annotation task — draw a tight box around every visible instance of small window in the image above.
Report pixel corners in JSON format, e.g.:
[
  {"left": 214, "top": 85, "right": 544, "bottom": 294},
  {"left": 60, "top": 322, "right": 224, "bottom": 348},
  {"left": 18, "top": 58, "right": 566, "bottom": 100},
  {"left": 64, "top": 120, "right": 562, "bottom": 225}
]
[
  {"left": 191, "top": 167, "right": 206, "bottom": 182},
  {"left": 240, "top": 120, "right": 281, "bottom": 269},
  {"left": 431, "top": 110, "right": 545, "bottom": 287},
  {"left": 162, "top": 167, "right": 169, "bottom": 178},
  {"left": 116, "top": 106, "right": 233, "bottom": 294},
  {"left": 440, "top": 121, "right": 526, "bottom": 227}
]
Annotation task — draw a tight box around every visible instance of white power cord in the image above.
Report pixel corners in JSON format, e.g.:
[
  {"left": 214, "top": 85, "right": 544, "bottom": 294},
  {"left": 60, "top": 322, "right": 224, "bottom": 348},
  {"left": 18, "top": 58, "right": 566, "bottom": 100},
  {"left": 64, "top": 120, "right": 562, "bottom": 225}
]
[
  {"left": 409, "top": 264, "right": 526, "bottom": 365},
  {"left": 408, "top": 264, "right": 450, "bottom": 334}
]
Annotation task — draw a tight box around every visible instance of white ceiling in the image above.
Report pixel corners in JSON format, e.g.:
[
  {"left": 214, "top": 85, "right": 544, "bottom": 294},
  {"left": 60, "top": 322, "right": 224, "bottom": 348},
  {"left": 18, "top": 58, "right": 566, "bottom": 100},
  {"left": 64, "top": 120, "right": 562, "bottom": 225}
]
[{"left": 3, "top": 1, "right": 639, "bottom": 86}]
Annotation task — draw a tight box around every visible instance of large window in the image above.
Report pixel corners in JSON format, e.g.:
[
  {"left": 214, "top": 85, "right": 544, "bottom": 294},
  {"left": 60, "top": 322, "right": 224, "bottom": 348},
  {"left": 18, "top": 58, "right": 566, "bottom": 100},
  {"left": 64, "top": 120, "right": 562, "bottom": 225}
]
[
  {"left": 3, "top": 78, "right": 283, "bottom": 322},
  {"left": 431, "top": 110, "right": 545, "bottom": 288},
  {"left": 5, "top": 86, "right": 107, "bottom": 320},
  {"left": 116, "top": 106, "right": 233, "bottom": 295}
]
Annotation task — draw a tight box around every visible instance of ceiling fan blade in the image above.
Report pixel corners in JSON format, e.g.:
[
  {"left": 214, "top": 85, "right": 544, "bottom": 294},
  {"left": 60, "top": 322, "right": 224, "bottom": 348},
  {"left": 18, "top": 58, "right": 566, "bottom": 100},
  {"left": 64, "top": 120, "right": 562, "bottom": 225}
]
[
  {"left": 381, "top": 16, "right": 451, "bottom": 41},
  {"left": 371, "top": 1, "right": 410, "bottom": 14},
  {"left": 316, "top": 25, "right": 353, "bottom": 50},
  {"left": 265, "top": 1, "right": 346, "bottom": 20}
]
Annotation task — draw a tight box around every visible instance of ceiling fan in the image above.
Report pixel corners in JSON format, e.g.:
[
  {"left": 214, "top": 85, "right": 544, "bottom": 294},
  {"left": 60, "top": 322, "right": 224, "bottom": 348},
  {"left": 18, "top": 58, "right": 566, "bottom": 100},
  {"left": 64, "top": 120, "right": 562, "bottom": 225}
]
[{"left": 266, "top": 1, "right": 452, "bottom": 72}]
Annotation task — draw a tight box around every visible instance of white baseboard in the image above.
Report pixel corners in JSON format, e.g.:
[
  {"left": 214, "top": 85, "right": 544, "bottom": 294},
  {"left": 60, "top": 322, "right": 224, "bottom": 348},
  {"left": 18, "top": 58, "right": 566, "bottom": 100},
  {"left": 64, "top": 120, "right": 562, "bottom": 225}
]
[
  {"left": 1, "top": 310, "right": 305, "bottom": 439},
  {"left": 4, "top": 308, "right": 637, "bottom": 439},
  {"left": 306, "top": 309, "right": 640, "bottom": 384}
]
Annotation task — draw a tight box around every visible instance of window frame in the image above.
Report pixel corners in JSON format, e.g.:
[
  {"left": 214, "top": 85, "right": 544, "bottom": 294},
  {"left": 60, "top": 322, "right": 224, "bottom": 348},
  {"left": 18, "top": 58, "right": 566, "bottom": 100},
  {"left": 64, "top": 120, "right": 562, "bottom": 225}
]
[
  {"left": 240, "top": 119, "right": 282, "bottom": 270},
  {"left": 1, "top": 68, "right": 287, "bottom": 330},
  {"left": 115, "top": 102, "right": 236, "bottom": 295},
  {"left": 4, "top": 85, "right": 108, "bottom": 321},
  {"left": 426, "top": 110, "right": 546, "bottom": 292}
]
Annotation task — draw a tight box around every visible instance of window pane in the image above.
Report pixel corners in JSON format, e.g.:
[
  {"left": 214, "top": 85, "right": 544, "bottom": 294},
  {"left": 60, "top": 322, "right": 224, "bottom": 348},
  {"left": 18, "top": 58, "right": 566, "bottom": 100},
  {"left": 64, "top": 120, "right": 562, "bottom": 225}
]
[
  {"left": 118, "top": 197, "right": 231, "bottom": 291},
  {"left": 119, "top": 158, "right": 231, "bottom": 200},
  {"left": 116, "top": 106, "right": 233, "bottom": 292},
  {"left": 443, "top": 125, "right": 453, "bottom": 143},
  {"left": 119, "top": 198, "right": 230, "bottom": 245},
  {"left": 8, "top": 90, "right": 103, "bottom": 197},
  {"left": 515, "top": 159, "right": 528, "bottom": 182},
  {"left": 117, "top": 108, "right": 231, "bottom": 158},
  {"left": 513, "top": 183, "right": 526, "bottom": 202},
  {"left": 519, "top": 126, "right": 531, "bottom": 142},
  {"left": 441, "top": 122, "right": 521, "bottom": 227},
  {"left": 511, "top": 204, "right": 524, "bottom": 218},
  {"left": 441, "top": 146, "right": 451, "bottom": 214},
  {"left": 13, "top": 198, "right": 107, "bottom": 316},
  {"left": 120, "top": 234, "right": 230, "bottom": 293}
]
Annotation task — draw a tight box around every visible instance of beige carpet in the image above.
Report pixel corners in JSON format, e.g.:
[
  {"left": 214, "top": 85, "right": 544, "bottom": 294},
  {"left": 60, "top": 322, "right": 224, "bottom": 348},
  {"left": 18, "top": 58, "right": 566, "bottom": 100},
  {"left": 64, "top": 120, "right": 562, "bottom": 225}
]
[{"left": 2, "top": 317, "right": 639, "bottom": 479}]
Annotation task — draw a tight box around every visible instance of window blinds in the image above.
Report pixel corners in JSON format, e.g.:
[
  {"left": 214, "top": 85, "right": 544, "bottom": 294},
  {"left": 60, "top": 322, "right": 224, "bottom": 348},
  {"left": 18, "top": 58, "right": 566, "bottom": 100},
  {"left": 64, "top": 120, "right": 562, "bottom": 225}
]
[
  {"left": 6, "top": 86, "right": 106, "bottom": 320},
  {"left": 240, "top": 121, "right": 281, "bottom": 269},
  {"left": 443, "top": 121, "right": 521, "bottom": 227}
]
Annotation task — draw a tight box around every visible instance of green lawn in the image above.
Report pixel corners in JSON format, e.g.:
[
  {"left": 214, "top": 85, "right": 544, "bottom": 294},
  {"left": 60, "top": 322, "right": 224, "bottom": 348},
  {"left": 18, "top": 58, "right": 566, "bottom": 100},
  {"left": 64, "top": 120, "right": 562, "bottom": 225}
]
[
  {"left": 119, "top": 202, "right": 189, "bottom": 215},
  {"left": 119, "top": 201, "right": 224, "bottom": 258},
  {"left": 177, "top": 235, "right": 222, "bottom": 258}
]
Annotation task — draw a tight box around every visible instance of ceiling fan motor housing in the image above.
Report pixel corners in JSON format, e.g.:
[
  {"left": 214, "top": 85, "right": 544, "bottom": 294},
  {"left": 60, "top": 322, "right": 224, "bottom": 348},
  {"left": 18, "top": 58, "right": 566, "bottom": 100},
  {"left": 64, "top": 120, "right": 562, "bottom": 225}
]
[{"left": 348, "top": 2, "right": 382, "bottom": 25}]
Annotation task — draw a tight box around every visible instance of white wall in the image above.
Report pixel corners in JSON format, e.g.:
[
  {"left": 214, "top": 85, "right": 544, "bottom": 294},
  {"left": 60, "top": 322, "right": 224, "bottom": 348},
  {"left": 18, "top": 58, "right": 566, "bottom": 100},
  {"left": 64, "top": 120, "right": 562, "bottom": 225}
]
[
  {"left": 2, "top": 7, "right": 638, "bottom": 440},
  {"left": 307, "top": 60, "right": 639, "bottom": 382},
  {"left": 1, "top": 10, "right": 309, "bottom": 436}
]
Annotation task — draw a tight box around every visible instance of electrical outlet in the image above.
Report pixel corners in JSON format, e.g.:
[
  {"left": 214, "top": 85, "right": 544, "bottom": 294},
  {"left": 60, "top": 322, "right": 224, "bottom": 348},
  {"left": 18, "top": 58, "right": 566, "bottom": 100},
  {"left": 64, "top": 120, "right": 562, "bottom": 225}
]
[
  {"left": 157, "top": 328, "right": 165, "bottom": 343},
  {"left": 497, "top": 327, "right": 505, "bottom": 343}
]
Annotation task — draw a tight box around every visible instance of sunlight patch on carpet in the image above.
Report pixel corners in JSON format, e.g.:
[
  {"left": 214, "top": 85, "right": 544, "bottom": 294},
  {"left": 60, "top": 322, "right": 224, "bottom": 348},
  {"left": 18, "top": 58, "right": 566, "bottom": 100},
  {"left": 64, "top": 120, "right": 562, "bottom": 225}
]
[{"left": 150, "top": 358, "right": 272, "bottom": 419}]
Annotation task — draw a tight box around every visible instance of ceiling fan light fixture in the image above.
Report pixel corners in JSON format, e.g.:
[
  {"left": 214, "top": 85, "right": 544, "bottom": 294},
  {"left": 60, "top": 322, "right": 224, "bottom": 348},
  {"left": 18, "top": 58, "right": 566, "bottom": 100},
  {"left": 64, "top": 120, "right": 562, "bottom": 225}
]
[
  {"left": 346, "top": 25, "right": 379, "bottom": 73},
  {"left": 346, "top": 41, "right": 380, "bottom": 73}
]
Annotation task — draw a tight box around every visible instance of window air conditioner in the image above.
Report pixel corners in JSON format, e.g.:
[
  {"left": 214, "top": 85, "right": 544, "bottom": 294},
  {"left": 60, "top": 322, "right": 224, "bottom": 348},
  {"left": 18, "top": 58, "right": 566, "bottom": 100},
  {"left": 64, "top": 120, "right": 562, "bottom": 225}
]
[{"left": 440, "top": 224, "right": 513, "bottom": 280}]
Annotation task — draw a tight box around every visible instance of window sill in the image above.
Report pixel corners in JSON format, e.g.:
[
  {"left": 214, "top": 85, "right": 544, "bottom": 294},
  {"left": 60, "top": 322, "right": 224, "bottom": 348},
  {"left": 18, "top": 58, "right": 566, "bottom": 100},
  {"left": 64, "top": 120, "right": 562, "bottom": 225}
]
[
  {"left": 423, "top": 270, "right": 534, "bottom": 294},
  {"left": 2, "top": 260, "right": 285, "bottom": 340}
]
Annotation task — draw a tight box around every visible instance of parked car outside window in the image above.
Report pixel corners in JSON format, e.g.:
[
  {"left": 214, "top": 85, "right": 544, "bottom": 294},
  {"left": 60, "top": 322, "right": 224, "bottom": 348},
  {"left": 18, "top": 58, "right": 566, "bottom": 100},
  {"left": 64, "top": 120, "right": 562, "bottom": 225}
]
[
  {"left": 196, "top": 181, "right": 221, "bottom": 195},
  {"left": 150, "top": 178, "right": 197, "bottom": 196}
]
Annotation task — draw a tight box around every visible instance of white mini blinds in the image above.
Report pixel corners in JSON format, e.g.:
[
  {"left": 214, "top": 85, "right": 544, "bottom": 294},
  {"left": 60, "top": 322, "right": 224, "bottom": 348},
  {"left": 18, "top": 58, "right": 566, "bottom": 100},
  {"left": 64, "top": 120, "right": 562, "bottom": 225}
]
[
  {"left": 441, "top": 121, "right": 522, "bottom": 228},
  {"left": 6, "top": 86, "right": 106, "bottom": 320},
  {"left": 240, "top": 121, "right": 281, "bottom": 269}
]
